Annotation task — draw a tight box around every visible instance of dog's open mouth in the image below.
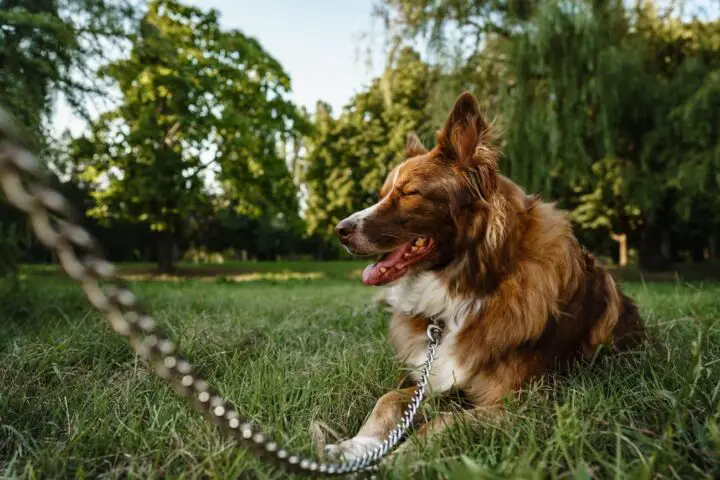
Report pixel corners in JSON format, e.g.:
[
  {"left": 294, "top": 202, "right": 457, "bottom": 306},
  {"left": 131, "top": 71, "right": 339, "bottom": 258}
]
[{"left": 362, "top": 237, "right": 434, "bottom": 286}]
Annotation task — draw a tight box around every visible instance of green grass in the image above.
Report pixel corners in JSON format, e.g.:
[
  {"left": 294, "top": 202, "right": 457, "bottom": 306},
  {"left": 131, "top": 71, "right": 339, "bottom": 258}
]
[{"left": 1, "top": 262, "right": 719, "bottom": 478}]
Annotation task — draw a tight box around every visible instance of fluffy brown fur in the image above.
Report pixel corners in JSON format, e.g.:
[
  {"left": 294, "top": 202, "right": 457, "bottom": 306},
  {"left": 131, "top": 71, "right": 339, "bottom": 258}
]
[{"left": 325, "top": 92, "right": 644, "bottom": 462}]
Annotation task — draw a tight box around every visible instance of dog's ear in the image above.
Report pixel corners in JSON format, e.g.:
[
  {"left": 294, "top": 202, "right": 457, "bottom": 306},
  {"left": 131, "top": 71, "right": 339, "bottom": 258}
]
[
  {"left": 439, "top": 93, "right": 498, "bottom": 202},
  {"left": 436, "top": 92, "right": 489, "bottom": 168},
  {"left": 406, "top": 132, "right": 428, "bottom": 157}
]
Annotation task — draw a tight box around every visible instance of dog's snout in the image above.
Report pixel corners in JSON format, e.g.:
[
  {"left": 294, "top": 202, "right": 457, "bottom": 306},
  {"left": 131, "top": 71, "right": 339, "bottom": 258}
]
[{"left": 335, "top": 218, "right": 357, "bottom": 242}]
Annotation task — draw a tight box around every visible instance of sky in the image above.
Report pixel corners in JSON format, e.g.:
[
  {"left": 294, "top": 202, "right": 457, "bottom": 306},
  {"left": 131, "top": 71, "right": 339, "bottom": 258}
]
[
  {"left": 197, "top": 0, "right": 385, "bottom": 112},
  {"left": 51, "top": 0, "right": 386, "bottom": 136}
]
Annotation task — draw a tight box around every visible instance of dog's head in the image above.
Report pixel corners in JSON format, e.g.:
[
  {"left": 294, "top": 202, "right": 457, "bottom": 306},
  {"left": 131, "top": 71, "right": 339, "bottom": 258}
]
[{"left": 335, "top": 92, "right": 501, "bottom": 286}]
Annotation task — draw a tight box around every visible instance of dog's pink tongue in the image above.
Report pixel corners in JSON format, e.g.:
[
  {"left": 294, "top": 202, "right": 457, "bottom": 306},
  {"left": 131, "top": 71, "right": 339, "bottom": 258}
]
[
  {"left": 362, "top": 243, "right": 410, "bottom": 285},
  {"left": 362, "top": 264, "right": 383, "bottom": 285}
]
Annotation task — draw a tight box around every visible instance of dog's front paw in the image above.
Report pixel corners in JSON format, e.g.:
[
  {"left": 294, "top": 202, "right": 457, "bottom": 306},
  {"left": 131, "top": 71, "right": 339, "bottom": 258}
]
[{"left": 323, "top": 436, "right": 382, "bottom": 462}]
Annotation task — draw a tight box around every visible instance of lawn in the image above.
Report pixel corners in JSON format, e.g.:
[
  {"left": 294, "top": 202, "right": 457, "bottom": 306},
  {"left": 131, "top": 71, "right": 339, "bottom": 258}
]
[{"left": 1, "top": 262, "right": 719, "bottom": 479}]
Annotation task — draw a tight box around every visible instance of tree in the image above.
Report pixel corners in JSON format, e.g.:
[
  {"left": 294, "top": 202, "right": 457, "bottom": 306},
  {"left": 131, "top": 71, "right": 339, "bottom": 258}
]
[
  {"left": 373, "top": 0, "right": 535, "bottom": 128},
  {"left": 71, "top": 0, "right": 305, "bottom": 272},
  {"left": 302, "top": 48, "right": 435, "bottom": 240},
  {"left": 502, "top": 1, "right": 720, "bottom": 268},
  {"left": 0, "top": 0, "right": 135, "bottom": 143},
  {"left": 373, "top": 0, "right": 534, "bottom": 57},
  {"left": 568, "top": 156, "right": 643, "bottom": 266},
  {"left": 0, "top": 0, "right": 135, "bottom": 276},
  {"left": 632, "top": 10, "right": 720, "bottom": 266}
]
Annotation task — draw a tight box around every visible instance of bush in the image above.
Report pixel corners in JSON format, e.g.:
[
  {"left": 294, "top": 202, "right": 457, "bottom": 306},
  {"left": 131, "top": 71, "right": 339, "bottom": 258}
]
[{"left": 182, "top": 245, "right": 238, "bottom": 264}]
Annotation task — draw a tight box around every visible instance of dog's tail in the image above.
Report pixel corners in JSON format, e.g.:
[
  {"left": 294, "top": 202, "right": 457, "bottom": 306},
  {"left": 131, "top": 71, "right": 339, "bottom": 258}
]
[{"left": 584, "top": 265, "right": 645, "bottom": 356}]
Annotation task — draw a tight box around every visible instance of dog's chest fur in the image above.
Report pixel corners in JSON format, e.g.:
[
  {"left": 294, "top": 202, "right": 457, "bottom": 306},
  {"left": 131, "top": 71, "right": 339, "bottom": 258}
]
[{"left": 383, "top": 272, "right": 483, "bottom": 392}]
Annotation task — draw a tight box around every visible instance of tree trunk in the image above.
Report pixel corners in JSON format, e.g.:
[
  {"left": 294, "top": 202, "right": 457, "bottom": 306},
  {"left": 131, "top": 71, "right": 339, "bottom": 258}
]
[
  {"left": 157, "top": 229, "right": 175, "bottom": 274},
  {"left": 610, "top": 232, "right": 628, "bottom": 267},
  {"left": 638, "top": 224, "right": 672, "bottom": 272},
  {"left": 689, "top": 234, "right": 706, "bottom": 263}
]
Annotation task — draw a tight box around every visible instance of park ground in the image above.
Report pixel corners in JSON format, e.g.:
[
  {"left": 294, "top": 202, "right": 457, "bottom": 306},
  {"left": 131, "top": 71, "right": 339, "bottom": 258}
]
[{"left": 1, "top": 261, "right": 719, "bottom": 479}]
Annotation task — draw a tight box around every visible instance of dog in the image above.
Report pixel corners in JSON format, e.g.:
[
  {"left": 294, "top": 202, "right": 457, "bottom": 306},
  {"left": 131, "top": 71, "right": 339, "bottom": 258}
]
[{"left": 324, "top": 92, "right": 644, "bottom": 461}]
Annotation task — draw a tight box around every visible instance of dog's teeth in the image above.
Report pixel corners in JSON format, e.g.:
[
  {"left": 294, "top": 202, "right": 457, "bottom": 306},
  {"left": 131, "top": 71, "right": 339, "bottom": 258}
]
[
  {"left": 411, "top": 246, "right": 419, "bottom": 252},
  {"left": 415, "top": 238, "right": 426, "bottom": 247},
  {"left": 403, "top": 253, "right": 411, "bottom": 258},
  {"left": 380, "top": 267, "right": 387, "bottom": 273}
]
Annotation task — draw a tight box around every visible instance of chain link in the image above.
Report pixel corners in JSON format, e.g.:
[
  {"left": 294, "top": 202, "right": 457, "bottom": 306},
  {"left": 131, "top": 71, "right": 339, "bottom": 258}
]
[{"left": 0, "top": 111, "right": 444, "bottom": 477}]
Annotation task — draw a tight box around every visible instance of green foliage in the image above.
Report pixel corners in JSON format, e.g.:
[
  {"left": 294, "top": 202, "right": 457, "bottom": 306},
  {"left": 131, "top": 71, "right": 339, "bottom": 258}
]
[
  {"left": 501, "top": 1, "right": 720, "bottom": 264},
  {"left": 569, "top": 156, "right": 642, "bottom": 233},
  {"left": 69, "top": 0, "right": 306, "bottom": 270},
  {"left": 637, "top": 19, "right": 720, "bottom": 222},
  {"left": 302, "top": 48, "right": 435, "bottom": 238},
  {"left": 502, "top": 0, "right": 628, "bottom": 192},
  {"left": 0, "top": 0, "right": 134, "bottom": 143},
  {"left": 374, "top": 0, "right": 533, "bottom": 54}
]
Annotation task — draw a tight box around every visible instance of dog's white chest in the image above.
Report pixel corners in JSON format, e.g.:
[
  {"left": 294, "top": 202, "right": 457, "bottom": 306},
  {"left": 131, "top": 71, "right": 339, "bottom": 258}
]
[{"left": 384, "top": 273, "right": 482, "bottom": 393}]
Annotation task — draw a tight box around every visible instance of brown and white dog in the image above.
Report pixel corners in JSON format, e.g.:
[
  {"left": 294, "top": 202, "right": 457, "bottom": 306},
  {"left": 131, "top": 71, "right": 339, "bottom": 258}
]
[{"left": 325, "top": 92, "right": 644, "bottom": 461}]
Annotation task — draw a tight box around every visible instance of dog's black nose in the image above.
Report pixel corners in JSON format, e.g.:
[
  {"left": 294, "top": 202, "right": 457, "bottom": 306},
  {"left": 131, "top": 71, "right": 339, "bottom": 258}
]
[{"left": 335, "top": 218, "right": 357, "bottom": 241}]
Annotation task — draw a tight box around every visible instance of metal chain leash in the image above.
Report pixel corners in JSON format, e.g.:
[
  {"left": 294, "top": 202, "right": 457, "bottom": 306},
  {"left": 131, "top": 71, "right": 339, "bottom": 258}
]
[{"left": 0, "top": 110, "right": 444, "bottom": 477}]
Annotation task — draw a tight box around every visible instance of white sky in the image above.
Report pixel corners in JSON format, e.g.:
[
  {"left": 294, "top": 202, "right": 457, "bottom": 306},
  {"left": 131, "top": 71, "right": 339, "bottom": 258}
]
[{"left": 197, "top": 0, "right": 386, "bottom": 113}]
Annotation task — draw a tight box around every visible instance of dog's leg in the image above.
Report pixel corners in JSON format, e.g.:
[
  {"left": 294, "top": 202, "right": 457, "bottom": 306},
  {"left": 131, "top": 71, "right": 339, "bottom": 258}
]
[
  {"left": 418, "top": 404, "right": 500, "bottom": 437},
  {"left": 408, "top": 354, "right": 532, "bottom": 441},
  {"left": 324, "top": 387, "right": 416, "bottom": 461},
  {"left": 389, "top": 370, "right": 516, "bottom": 460},
  {"left": 382, "top": 403, "right": 502, "bottom": 464}
]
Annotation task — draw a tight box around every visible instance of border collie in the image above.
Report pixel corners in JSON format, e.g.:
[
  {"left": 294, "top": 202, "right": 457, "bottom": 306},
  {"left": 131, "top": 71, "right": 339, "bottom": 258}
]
[{"left": 325, "top": 92, "right": 644, "bottom": 461}]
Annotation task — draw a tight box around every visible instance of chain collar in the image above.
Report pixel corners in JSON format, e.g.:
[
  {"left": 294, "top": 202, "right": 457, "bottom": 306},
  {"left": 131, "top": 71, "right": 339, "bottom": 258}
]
[{"left": 427, "top": 316, "right": 445, "bottom": 342}]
